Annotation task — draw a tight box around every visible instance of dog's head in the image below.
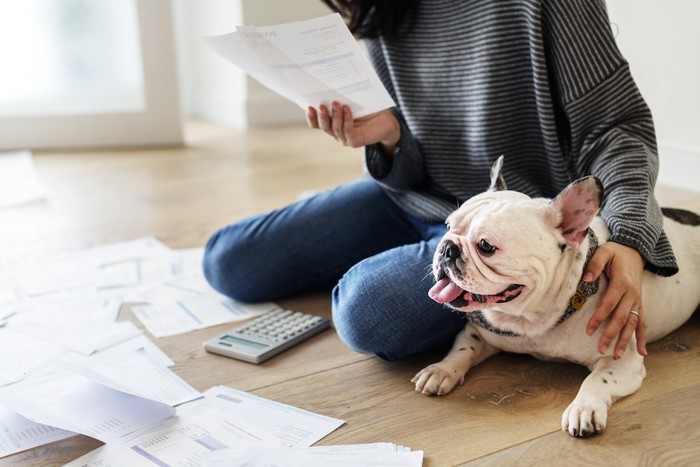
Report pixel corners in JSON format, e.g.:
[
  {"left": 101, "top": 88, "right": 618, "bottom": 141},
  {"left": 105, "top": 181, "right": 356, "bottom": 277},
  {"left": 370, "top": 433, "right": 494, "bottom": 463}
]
[{"left": 429, "top": 157, "right": 603, "bottom": 325}]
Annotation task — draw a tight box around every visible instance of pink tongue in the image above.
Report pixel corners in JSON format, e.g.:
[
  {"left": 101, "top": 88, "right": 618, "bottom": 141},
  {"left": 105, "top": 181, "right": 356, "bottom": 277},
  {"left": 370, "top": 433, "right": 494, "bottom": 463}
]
[{"left": 428, "top": 278, "right": 465, "bottom": 304}]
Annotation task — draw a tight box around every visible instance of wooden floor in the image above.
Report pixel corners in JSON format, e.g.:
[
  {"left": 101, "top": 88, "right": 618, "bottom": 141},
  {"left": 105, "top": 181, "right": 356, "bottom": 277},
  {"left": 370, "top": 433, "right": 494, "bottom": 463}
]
[{"left": 2, "top": 121, "right": 699, "bottom": 466}]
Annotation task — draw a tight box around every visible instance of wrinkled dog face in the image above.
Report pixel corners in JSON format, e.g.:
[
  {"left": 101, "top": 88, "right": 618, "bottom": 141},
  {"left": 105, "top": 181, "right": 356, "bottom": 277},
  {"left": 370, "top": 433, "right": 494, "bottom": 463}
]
[
  {"left": 428, "top": 156, "right": 604, "bottom": 320},
  {"left": 428, "top": 190, "right": 554, "bottom": 313}
]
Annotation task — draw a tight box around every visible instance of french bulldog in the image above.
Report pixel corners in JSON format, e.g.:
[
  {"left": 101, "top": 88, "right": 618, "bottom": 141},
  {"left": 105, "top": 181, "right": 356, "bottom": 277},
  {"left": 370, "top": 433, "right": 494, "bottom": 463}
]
[{"left": 413, "top": 156, "right": 700, "bottom": 437}]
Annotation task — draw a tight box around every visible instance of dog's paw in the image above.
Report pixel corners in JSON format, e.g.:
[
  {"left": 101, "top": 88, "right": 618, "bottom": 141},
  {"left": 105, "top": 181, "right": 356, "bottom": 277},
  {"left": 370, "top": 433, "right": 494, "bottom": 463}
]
[
  {"left": 411, "top": 364, "right": 464, "bottom": 396},
  {"left": 561, "top": 397, "right": 608, "bottom": 437}
]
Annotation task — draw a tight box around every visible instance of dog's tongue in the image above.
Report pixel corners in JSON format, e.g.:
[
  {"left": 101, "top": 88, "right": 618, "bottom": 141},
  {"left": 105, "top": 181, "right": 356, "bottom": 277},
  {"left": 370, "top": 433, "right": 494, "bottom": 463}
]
[{"left": 428, "top": 278, "right": 465, "bottom": 304}]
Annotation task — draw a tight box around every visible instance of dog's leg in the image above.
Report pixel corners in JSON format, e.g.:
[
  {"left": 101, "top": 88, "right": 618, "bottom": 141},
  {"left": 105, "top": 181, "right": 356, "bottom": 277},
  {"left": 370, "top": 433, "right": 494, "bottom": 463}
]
[
  {"left": 561, "top": 350, "right": 646, "bottom": 437},
  {"left": 412, "top": 324, "right": 498, "bottom": 396}
]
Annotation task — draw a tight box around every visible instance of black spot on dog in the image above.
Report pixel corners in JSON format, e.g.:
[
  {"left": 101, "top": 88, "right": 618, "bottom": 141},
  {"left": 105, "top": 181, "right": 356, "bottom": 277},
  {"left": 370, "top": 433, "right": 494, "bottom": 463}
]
[
  {"left": 602, "top": 378, "right": 608, "bottom": 384},
  {"left": 470, "top": 333, "right": 481, "bottom": 342},
  {"left": 470, "top": 346, "right": 475, "bottom": 351},
  {"left": 459, "top": 348, "right": 466, "bottom": 351},
  {"left": 662, "top": 207, "right": 700, "bottom": 226}
]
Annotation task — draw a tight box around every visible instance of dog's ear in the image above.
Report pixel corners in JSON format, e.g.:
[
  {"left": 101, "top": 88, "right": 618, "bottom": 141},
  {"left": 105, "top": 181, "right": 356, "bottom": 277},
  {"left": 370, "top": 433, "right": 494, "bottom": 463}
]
[
  {"left": 547, "top": 177, "right": 603, "bottom": 247},
  {"left": 488, "top": 155, "right": 507, "bottom": 191}
]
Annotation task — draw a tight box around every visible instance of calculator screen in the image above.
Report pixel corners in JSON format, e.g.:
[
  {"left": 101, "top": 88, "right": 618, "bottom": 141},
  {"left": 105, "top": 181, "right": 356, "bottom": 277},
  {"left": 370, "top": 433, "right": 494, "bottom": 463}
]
[{"left": 220, "top": 335, "right": 269, "bottom": 349}]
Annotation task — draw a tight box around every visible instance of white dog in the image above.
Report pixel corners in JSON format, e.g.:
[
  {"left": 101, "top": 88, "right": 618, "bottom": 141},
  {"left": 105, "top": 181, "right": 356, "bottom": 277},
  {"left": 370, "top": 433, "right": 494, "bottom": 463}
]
[{"left": 413, "top": 157, "right": 700, "bottom": 437}]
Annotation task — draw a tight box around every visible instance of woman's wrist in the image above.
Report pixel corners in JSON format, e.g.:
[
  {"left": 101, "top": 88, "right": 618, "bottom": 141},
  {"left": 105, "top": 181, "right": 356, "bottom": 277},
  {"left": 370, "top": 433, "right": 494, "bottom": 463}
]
[{"left": 378, "top": 118, "right": 401, "bottom": 156}]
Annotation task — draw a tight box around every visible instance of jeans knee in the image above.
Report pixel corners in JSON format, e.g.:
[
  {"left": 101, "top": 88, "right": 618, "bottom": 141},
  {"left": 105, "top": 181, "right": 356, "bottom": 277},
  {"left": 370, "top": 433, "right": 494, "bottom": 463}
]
[
  {"left": 202, "top": 226, "right": 262, "bottom": 303},
  {"left": 332, "top": 278, "right": 399, "bottom": 362}
]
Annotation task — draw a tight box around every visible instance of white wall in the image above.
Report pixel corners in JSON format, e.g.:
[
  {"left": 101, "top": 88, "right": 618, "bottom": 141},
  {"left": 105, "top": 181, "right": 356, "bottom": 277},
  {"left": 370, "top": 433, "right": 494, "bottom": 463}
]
[
  {"left": 607, "top": 0, "right": 700, "bottom": 192},
  {"left": 173, "top": 0, "right": 329, "bottom": 128},
  {"left": 173, "top": 0, "right": 246, "bottom": 128}
]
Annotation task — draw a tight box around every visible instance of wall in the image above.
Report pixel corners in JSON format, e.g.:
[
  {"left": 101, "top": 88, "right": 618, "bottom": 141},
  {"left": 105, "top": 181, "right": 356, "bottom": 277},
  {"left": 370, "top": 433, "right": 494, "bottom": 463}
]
[
  {"left": 607, "top": 0, "right": 700, "bottom": 192},
  {"left": 173, "top": 0, "right": 329, "bottom": 128}
]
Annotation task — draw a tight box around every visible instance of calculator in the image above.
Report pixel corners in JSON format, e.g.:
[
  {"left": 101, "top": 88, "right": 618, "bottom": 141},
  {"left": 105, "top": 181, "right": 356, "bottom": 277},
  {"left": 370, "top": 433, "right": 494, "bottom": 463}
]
[{"left": 203, "top": 308, "right": 331, "bottom": 364}]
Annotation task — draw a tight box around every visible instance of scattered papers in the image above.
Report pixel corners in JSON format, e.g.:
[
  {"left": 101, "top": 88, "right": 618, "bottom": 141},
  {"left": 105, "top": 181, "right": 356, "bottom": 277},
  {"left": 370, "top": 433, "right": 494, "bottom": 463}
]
[
  {"left": 0, "top": 328, "right": 68, "bottom": 385},
  {"left": 0, "top": 150, "right": 46, "bottom": 208},
  {"left": 66, "top": 385, "right": 347, "bottom": 467},
  {"left": 0, "top": 235, "right": 423, "bottom": 464},
  {"left": 131, "top": 293, "right": 275, "bottom": 338},
  {"left": 203, "top": 13, "right": 395, "bottom": 118},
  {"left": 204, "top": 385, "right": 345, "bottom": 448},
  {"left": 129, "top": 273, "right": 276, "bottom": 338},
  {"left": 207, "top": 444, "right": 424, "bottom": 467},
  {"left": 0, "top": 407, "right": 75, "bottom": 459},
  {"left": 0, "top": 364, "right": 176, "bottom": 443},
  {"left": 6, "top": 299, "right": 139, "bottom": 354},
  {"left": 61, "top": 347, "right": 201, "bottom": 407}
]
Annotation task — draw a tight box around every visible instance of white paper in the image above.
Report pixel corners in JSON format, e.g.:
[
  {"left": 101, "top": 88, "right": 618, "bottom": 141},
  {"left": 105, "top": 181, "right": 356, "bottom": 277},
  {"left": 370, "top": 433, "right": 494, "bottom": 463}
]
[
  {"left": 61, "top": 348, "right": 201, "bottom": 407},
  {"left": 7, "top": 299, "right": 141, "bottom": 354},
  {"left": 131, "top": 285, "right": 276, "bottom": 338},
  {"left": 0, "top": 364, "right": 175, "bottom": 443},
  {"left": 65, "top": 402, "right": 283, "bottom": 467},
  {"left": 0, "top": 150, "right": 46, "bottom": 208},
  {"left": 206, "top": 446, "right": 425, "bottom": 467},
  {"left": 205, "top": 385, "right": 345, "bottom": 447},
  {"left": 0, "top": 328, "right": 68, "bottom": 385},
  {"left": 7, "top": 237, "right": 174, "bottom": 298},
  {"left": 203, "top": 13, "right": 395, "bottom": 118},
  {"left": 65, "top": 384, "right": 345, "bottom": 467},
  {"left": 0, "top": 407, "right": 75, "bottom": 458}
]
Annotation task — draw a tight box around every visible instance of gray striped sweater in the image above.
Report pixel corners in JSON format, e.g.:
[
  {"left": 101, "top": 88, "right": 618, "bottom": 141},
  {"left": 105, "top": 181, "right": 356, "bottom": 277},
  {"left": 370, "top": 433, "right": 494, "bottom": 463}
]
[{"left": 363, "top": 0, "right": 678, "bottom": 276}]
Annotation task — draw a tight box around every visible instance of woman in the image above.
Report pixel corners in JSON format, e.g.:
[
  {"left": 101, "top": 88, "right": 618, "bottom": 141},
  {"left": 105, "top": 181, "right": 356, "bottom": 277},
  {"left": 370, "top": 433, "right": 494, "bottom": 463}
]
[{"left": 203, "top": 0, "right": 678, "bottom": 361}]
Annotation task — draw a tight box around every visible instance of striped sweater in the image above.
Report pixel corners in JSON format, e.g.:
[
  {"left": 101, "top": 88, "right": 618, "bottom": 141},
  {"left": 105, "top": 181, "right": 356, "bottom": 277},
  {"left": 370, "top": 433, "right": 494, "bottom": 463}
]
[{"left": 363, "top": 0, "right": 678, "bottom": 276}]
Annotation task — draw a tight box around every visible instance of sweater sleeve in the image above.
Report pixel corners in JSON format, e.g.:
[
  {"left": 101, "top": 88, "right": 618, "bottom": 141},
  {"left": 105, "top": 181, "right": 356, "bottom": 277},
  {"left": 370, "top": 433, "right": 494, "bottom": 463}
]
[
  {"left": 362, "top": 39, "right": 427, "bottom": 191},
  {"left": 365, "top": 108, "right": 426, "bottom": 190},
  {"left": 543, "top": 0, "right": 678, "bottom": 276}
]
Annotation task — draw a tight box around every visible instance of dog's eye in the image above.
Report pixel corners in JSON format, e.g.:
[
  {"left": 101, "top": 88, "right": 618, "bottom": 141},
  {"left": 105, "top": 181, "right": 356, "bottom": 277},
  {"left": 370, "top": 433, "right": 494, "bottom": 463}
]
[{"left": 477, "top": 239, "right": 497, "bottom": 257}]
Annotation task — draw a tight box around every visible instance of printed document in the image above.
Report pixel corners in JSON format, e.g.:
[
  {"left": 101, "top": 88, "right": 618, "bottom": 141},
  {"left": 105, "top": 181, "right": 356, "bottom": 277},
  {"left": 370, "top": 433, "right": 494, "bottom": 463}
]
[
  {"left": 203, "top": 13, "right": 395, "bottom": 118},
  {"left": 65, "top": 386, "right": 345, "bottom": 467}
]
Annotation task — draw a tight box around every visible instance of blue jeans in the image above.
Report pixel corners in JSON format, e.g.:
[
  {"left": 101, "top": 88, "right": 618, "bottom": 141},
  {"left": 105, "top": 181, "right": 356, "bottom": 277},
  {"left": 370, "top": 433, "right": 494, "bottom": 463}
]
[{"left": 202, "top": 177, "right": 467, "bottom": 361}]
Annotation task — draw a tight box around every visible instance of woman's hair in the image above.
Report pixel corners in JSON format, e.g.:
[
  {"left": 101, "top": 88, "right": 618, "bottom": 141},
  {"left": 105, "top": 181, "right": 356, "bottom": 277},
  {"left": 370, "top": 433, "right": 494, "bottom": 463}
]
[{"left": 321, "top": 0, "right": 418, "bottom": 38}]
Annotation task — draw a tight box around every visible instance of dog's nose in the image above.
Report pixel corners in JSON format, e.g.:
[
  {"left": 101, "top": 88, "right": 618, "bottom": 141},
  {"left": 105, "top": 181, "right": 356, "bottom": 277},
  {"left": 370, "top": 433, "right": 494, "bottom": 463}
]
[{"left": 442, "top": 240, "right": 461, "bottom": 261}]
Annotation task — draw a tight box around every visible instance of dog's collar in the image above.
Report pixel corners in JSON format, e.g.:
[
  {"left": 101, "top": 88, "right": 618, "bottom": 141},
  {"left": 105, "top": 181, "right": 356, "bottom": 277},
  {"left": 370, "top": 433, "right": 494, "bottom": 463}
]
[{"left": 467, "top": 229, "right": 600, "bottom": 337}]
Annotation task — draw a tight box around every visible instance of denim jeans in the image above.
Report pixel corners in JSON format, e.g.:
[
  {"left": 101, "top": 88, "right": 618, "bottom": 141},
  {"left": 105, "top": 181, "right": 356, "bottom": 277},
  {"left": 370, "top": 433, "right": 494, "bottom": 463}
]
[{"left": 202, "top": 177, "right": 467, "bottom": 361}]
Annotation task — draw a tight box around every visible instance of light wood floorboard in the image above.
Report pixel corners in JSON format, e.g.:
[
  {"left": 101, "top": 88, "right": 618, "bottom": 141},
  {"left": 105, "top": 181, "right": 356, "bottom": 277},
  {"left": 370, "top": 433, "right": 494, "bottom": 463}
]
[{"left": 1, "top": 121, "right": 699, "bottom": 466}]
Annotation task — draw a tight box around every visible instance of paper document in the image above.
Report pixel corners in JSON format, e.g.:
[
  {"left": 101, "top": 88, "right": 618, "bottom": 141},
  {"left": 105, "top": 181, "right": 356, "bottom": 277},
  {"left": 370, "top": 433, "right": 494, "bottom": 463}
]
[
  {"left": 66, "top": 385, "right": 346, "bottom": 467},
  {"left": 206, "top": 444, "right": 425, "bottom": 467},
  {"left": 0, "top": 364, "right": 175, "bottom": 443},
  {"left": 203, "top": 13, "right": 395, "bottom": 118},
  {"left": 62, "top": 347, "right": 201, "bottom": 407},
  {"left": 0, "top": 407, "right": 75, "bottom": 458},
  {"left": 130, "top": 274, "right": 276, "bottom": 338},
  {"left": 205, "top": 385, "right": 345, "bottom": 447}
]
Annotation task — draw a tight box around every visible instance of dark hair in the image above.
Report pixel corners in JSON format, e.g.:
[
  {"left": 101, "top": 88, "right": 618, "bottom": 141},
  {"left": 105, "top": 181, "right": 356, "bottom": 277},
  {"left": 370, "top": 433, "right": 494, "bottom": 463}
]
[{"left": 321, "top": 0, "right": 418, "bottom": 39}]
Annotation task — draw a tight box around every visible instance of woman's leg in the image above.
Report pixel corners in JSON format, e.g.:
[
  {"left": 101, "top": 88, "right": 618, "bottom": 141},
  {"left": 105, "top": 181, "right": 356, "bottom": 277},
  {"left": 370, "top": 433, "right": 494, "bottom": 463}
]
[
  {"left": 202, "top": 177, "right": 425, "bottom": 302},
  {"left": 332, "top": 234, "right": 469, "bottom": 362}
]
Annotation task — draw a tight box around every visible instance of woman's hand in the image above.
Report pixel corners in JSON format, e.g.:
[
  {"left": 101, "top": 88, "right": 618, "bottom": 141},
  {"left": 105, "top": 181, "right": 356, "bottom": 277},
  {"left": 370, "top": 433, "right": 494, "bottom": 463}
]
[
  {"left": 306, "top": 102, "right": 400, "bottom": 154},
  {"left": 584, "top": 242, "right": 647, "bottom": 358}
]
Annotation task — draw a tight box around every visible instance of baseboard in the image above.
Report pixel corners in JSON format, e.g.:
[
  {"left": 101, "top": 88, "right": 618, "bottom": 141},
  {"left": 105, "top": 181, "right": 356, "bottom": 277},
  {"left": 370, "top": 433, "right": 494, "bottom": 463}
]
[{"left": 658, "top": 144, "right": 700, "bottom": 193}]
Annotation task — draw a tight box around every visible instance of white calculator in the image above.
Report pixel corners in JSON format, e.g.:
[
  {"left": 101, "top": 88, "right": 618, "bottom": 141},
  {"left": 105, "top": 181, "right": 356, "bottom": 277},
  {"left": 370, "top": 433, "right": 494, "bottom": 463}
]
[{"left": 203, "top": 308, "right": 331, "bottom": 364}]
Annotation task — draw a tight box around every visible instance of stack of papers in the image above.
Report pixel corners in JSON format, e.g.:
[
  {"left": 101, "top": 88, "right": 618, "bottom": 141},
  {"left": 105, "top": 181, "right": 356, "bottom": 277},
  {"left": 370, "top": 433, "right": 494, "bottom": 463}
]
[
  {"left": 207, "top": 444, "right": 424, "bottom": 466},
  {"left": 0, "top": 236, "right": 280, "bottom": 459},
  {"left": 65, "top": 386, "right": 422, "bottom": 467},
  {"left": 65, "top": 386, "right": 347, "bottom": 466},
  {"left": 203, "top": 13, "right": 395, "bottom": 118}
]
